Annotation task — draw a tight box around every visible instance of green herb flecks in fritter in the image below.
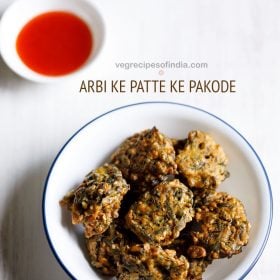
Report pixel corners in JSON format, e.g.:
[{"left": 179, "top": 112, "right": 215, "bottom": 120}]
[
  {"left": 125, "top": 179, "right": 194, "bottom": 245},
  {"left": 60, "top": 163, "right": 129, "bottom": 238},
  {"left": 190, "top": 192, "right": 250, "bottom": 260},
  {"left": 111, "top": 127, "right": 177, "bottom": 191},
  {"left": 176, "top": 130, "right": 229, "bottom": 200},
  {"left": 117, "top": 243, "right": 189, "bottom": 280}
]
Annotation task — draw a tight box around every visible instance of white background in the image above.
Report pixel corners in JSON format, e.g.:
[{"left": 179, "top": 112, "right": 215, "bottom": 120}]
[{"left": 0, "top": 0, "right": 279, "bottom": 279}]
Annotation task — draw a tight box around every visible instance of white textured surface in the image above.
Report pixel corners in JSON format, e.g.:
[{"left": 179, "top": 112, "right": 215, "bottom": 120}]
[{"left": 0, "top": 0, "right": 279, "bottom": 279}]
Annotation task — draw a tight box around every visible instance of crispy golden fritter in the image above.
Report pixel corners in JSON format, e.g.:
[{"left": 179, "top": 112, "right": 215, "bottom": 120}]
[
  {"left": 60, "top": 164, "right": 129, "bottom": 238},
  {"left": 111, "top": 127, "right": 177, "bottom": 191},
  {"left": 165, "top": 228, "right": 210, "bottom": 280},
  {"left": 176, "top": 131, "right": 229, "bottom": 198},
  {"left": 187, "top": 259, "right": 210, "bottom": 280},
  {"left": 117, "top": 243, "right": 189, "bottom": 280},
  {"left": 190, "top": 192, "right": 250, "bottom": 260},
  {"left": 165, "top": 234, "right": 210, "bottom": 279},
  {"left": 86, "top": 223, "right": 124, "bottom": 276},
  {"left": 125, "top": 179, "right": 194, "bottom": 245}
]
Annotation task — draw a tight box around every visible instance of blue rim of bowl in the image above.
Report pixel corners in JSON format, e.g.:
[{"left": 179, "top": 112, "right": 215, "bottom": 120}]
[{"left": 42, "top": 101, "right": 273, "bottom": 280}]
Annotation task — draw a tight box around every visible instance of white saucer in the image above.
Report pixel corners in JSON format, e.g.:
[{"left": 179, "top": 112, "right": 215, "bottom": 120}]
[{"left": 0, "top": 0, "right": 105, "bottom": 83}]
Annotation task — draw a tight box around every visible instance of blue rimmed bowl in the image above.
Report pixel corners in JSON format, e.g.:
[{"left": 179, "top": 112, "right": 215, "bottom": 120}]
[{"left": 43, "top": 102, "right": 272, "bottom": 280}]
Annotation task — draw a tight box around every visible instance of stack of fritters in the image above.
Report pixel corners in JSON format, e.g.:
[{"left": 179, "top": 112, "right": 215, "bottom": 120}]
[{"left": 60, "top": 128, "right": 250, "bottom": 279}]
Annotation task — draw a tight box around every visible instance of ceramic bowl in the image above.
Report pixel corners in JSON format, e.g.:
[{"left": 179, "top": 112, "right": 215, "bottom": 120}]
[{"left": 43, "top": 102, "right": 272, "bottom": 280}]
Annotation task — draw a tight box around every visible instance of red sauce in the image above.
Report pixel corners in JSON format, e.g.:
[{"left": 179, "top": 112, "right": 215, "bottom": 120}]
[{"left": 16, "top": 11, "right": 93, "bottom": 76}]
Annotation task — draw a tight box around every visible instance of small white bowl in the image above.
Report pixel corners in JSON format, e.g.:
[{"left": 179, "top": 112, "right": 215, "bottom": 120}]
[
  {"left": 43, "top": 102, "right": 272, "bottom": 280},
  {"left": 0, "top": 0, "right": 105, "bottom": 83}
]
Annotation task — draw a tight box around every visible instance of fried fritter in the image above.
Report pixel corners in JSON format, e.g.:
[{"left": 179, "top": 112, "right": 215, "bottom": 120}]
[
  {"left": 86, "top": 223, "right": 124, "bottom": 276},
  {"left": 125, "top": 179, "right": 194, "bottom": 245},
  {"left": 165, "top": 227, "right": 210, "bottom": 280},
  {"left": 187, "top": 259, "right": 210, "bottom": 280},
  {"left": 190, "top": 192, "right": 250, "bottom": 260},
  {"left": 117, "top": 243, "right": 189, "bottom": 280},
  {"left": 111, "top": 127, "right": 177, "bottom": 191},
  {"left": 176, "top": 130, "right": 229, "bottom": 198},
  {"left": 60, "top": 163, "right": 130, "bottom": 238}
]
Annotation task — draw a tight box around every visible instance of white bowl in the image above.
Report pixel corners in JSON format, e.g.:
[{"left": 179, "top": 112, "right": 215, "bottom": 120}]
[
  {"left": 43, "top": 102, "right": 272, "bottom": 280},
  {"left": 0, "top": 0, "right": 104, "bottom": 83}
]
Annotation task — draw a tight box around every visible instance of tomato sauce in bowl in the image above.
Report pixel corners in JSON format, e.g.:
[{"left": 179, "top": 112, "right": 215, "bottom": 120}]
[{"left": 16, "top": 11, "right": 93, "bottom": 76}]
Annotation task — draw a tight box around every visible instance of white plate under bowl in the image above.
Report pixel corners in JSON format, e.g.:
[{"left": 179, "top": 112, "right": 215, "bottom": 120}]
[
  {"left": 43, "top": 102, "right": 272, "bottom": 280},
  {"left": 0, "top": 0, "right": 104, "bottom": 83}
]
